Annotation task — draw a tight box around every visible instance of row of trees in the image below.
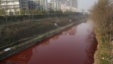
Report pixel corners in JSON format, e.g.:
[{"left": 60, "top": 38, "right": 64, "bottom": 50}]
[
  {"left": 0, "top": 9, "right": 65, "bottom": 16},
  {"left": 0, "top": 9, "right": 48, "bottom": 16},
  {"left": 19, "top": 9, "right": 47, "bottom": 15}
]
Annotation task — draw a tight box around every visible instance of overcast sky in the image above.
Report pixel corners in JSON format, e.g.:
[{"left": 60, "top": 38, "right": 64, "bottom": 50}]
[{"left": 78, "top": 0, "right": 98, "bottom": 12}]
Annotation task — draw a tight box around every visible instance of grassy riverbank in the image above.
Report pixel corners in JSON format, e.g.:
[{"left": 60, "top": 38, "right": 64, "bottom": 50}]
[
  {"left": 0, "top": 15, "right": 84, "bottom": 50},
  {"left": 90, "top": 0, "right": 113, "bottom": 64},
  {"left": 0, "top": 22, "right": 77, "bottom": 60},
  {"left": 0, "top": 14, "right": 86, "bottom": 60}
]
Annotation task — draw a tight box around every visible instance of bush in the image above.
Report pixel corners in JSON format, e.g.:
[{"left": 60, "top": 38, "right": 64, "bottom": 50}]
[
  {"left": 90, "top": 0, "right": 113, "bottom": 63},
  {"left": 90, "top": 0, "right": 113, "bottom": 43}
]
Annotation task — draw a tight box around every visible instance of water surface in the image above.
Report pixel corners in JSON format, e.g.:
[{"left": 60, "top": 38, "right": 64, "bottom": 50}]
[{"left": 0, "top": 21, "right": 97, "bottom": 64}]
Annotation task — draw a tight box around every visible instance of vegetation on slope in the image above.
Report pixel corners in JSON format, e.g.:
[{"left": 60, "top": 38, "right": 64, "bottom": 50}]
[
  {"left": 0, "top": 15, "right": 83, "bottom": 50},
  {"left": 90, "top": 0, "right": 113, "bottom": 64}
]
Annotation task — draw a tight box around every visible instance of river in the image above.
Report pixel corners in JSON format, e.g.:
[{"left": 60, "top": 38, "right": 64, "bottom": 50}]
[{"left": 0, "top": 21, "right": 97, "bottom": 64}]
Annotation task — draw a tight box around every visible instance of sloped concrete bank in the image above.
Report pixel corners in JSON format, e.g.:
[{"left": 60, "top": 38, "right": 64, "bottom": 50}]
[{"left": 0, "top": 19, "right": 85, "bottom": 60}]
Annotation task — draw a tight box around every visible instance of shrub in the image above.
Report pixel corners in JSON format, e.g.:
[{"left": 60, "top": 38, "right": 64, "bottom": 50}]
[
  {"left": 90, "top": 0, "right": 113, "bottom": 43},
  {"left": 90, "top": 0, "right": 113, "bottom": 63}
]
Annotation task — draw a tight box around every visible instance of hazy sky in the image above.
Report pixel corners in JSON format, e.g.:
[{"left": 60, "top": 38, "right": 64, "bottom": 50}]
[
  {"left": 47, "top": 0, "right": 97, "bottom": 12},
  {"left": 78, "top": 0, "right": 97, "bottom": 12}
]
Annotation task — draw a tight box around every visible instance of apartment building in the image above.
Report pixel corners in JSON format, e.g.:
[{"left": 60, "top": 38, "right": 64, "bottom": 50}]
[
  {"left": 27, "top": 0, "right": 47, "bottom": 10},
  {"left": 0, "top": 0, "right": 20, "bottom": 15},
  {"left": 0, "top": 0, "right": 48, "bottom": 15},
  {"left": 49, "top": 0, "right": 78, "bottom": 12},
  {"left": 64, "top": 0, "right": 78, "bottom": 12}
]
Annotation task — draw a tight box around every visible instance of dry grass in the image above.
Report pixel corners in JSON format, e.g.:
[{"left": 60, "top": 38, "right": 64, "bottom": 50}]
[{"left": 90, "top": 0, "right": 113, "bottom": 64}]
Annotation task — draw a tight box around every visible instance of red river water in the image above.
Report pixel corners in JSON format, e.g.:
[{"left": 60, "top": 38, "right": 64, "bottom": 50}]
[{"left": 0, "top": 21, "right": 97, "bottom": 64}]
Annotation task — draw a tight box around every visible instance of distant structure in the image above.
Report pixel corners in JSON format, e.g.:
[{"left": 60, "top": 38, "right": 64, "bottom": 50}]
[
  {"left": 0, "top": 0, "right": 20, "bottom": 15},
  {"left": 0, "top": 0, "right": 78, "bottom": 15},
  {"left": 0, "top": 0, "right": 48, "bottom": 15},
  {"left": 49, "top": 0, "right": 78, "bottom": 12}
]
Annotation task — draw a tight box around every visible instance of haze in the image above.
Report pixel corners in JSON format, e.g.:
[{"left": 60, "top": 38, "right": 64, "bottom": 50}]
[{"left": 78, "top": 0, "right": 97, "bottom": 12}]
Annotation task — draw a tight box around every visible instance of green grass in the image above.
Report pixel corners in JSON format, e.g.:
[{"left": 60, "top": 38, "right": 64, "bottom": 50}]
[{"left": 100, "top": 59, "right": 110, "bottom": 64}]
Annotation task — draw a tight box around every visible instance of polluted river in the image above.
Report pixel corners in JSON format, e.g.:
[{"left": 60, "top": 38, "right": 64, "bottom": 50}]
[{"left": 0, "top": 21, "right": 97, "bottom": 64}]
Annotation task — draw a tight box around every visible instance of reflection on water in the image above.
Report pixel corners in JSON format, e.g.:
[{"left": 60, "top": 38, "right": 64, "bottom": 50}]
[{"left": 0, "top": 21, "right": 97, "bottom": 64}]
